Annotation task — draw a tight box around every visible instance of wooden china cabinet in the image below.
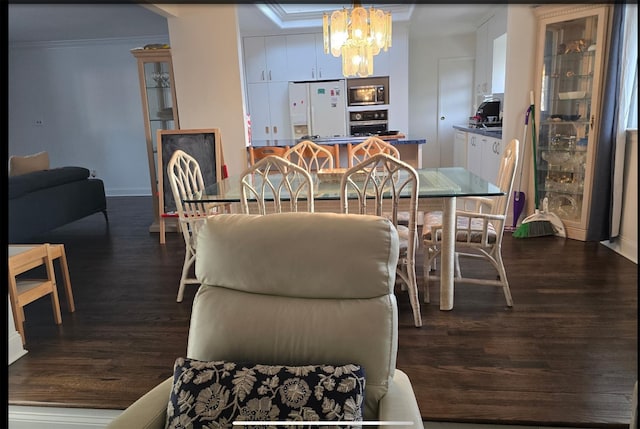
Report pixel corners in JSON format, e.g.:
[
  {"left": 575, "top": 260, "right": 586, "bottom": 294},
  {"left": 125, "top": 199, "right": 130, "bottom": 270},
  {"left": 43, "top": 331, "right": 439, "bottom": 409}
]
[
  {"left": 131, "top": 47, "right": 180, "bottom": 233},
  {"left": 533, "top": 4, "right": 611, "bottom": 240}
]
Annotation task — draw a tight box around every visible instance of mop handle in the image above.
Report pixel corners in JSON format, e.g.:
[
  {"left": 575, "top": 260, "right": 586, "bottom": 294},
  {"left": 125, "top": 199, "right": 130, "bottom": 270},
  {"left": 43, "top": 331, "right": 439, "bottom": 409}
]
[
  {"left": 530, "top": 92, "right": 540, "bottom": 210},
  {"left": 516, "top": 106, "right": 532, "bottom": 191}
]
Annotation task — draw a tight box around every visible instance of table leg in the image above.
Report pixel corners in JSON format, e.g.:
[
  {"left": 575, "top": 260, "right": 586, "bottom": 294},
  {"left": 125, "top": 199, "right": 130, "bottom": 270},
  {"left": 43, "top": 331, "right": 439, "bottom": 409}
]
[{"left": 440, "top": 196, "right": 456, "bottom": 310}]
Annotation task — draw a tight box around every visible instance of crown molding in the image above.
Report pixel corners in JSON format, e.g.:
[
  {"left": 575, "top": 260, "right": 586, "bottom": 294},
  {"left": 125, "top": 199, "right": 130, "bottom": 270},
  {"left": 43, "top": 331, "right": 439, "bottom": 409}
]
[{"left": 9, "top": 34, "right": 168, "bottom": 50}]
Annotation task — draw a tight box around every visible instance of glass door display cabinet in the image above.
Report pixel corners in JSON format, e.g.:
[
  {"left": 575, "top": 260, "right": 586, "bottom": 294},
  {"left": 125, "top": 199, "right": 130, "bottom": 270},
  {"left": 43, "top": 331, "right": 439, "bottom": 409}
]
[
  {"left": 533, "top": 5, "right": 610, "bottom": 241},
  {"left": 131, "top": 47, "right": 180, "bottom": 233}
]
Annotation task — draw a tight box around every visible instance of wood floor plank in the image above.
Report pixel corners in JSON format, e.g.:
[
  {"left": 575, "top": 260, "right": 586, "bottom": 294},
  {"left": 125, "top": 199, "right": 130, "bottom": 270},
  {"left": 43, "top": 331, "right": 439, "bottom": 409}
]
[{"left": 7, "top": 196, "right": 637, "bottom": 427}]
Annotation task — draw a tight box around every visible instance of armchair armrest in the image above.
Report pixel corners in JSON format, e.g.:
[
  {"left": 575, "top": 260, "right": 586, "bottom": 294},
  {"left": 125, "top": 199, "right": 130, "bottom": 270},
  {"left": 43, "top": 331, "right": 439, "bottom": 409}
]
[
  {"left": 378, "top": 369, "right": 424, "bottom": 429},
  {"left": 105, "top": 377, "right": 172, "bottom": 429}
]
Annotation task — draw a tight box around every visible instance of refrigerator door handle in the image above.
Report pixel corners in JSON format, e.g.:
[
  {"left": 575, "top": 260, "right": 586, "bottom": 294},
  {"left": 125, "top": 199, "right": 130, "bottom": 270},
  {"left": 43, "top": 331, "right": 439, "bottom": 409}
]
[{"left": 310, "top": 105, "right": 315, "bottom": 135}]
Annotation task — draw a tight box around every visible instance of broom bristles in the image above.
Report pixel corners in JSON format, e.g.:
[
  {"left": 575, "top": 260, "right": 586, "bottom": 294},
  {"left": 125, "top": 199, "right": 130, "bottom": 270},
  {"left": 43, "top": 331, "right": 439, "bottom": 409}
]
[{"left": 513, "top": 220, "right": 556, "bottom": 238}]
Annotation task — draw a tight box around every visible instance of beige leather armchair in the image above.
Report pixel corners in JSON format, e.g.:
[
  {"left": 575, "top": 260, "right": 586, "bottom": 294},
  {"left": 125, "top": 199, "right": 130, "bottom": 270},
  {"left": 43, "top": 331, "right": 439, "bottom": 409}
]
[{"left": 107, "top": 212, "right": 424, "bottom": 428}]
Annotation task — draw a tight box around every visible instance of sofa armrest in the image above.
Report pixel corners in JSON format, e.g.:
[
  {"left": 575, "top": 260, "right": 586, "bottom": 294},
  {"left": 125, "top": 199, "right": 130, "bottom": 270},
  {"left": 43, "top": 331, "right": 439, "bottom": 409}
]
[
  {"left": 106, "top": 377, "right": 172, "bottom": 429},
  {"left": 378, "top": 369, "right": 424, "bottom": 429}
]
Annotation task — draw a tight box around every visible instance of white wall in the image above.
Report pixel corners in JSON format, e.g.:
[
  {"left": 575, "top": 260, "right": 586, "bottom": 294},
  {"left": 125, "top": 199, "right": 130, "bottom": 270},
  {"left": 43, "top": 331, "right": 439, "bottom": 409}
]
[
  {"left": 408, "top": 33, "right": 476, "bottom": 168},
  {"left": 602, "top": 129, "right": 638, "bottom": 263},
  {"left": 159, "top": 4, "right": 248, "bottom": 177},
  {"left": 501, "top": 5, "right": 538, "bottom": 226},
  {"left": 8, "top": 36, "right": 168, "bottom": 196}
]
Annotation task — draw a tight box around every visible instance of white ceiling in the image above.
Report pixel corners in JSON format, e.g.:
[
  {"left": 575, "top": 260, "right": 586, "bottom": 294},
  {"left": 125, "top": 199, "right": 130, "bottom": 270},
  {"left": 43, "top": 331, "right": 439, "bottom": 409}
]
[{"left": 8, "top": 3, "right": 496, "bottom": 43}]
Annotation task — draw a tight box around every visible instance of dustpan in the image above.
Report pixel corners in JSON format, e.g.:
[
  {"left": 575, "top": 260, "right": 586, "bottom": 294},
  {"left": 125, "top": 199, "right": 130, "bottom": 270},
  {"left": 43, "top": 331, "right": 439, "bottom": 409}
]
[{"left": 519, "top": 197, "right": 566, "bottom": 237}]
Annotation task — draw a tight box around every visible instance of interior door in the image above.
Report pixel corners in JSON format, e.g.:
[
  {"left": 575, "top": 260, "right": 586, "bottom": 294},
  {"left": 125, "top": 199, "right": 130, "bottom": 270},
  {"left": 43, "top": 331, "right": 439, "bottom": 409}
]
[{"left": 437, "top": 57, "right": 474, "bottom": 167}]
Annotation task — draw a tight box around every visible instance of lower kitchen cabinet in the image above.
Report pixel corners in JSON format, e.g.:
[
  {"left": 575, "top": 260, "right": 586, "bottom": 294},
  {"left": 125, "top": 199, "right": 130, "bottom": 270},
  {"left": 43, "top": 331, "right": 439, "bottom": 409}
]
[
  {"left": 466, "top": 132, "right": 503, "bottom": 183},
  {"left": 454, "top": 130, "right": 467, "bottom": 168},
  {"left": 247, "top": 81, "right": 292, "bottom": 142}
]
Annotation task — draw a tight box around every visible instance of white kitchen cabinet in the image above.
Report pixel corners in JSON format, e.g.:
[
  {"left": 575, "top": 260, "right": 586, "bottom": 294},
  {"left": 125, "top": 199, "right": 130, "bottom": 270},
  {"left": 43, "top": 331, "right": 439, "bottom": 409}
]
[
  {"left": 473, "top": 8, "right": 507, "bottom": 109},
  {"left": 287, "top": 33, "right": 343, "bottom": 81},
  {"left": 466, "top": 134, "right": 483, "bottom": 178},
  {"left": 247, "top": 81, "right": 291, "bottom": 142},
  {"left": 314, "top": 33, "right": 343, "bottom": 80},
  {"left": 482, "top": 135, "right": 502, "bottom": 182},
  {"left": 474, "top": 18, "right": 491, "bottom": 97},
  {"left": 466, "top": 132, "right": 503, "bottom": 183},
  {"left": 454, "top": 130, "right": 467, "bottom": 168},
  {"left": 286, "top": 34, "right": 317, "bottom": 81},
  {"left": 244, "top": 36, "right": 288, "bottom": 83}
]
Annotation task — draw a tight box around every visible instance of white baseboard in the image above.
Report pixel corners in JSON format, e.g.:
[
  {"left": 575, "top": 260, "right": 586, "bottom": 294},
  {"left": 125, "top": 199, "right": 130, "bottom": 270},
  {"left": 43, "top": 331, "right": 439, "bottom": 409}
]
[
  {"left": 8, "top": 406, "right": 122, "bottom": 429},
  {"left": 8, "top": 331, "right": 27, "bottom": 365},
  {"left": 601, "top": 236, "right": 638, "bottom": 264}
]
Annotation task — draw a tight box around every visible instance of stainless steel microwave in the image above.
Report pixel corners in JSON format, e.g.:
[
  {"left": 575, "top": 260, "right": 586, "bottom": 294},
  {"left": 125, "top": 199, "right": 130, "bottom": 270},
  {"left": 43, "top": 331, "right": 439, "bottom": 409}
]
[{"left": 347, "top": 77, "right": 389, "bottom": 106}]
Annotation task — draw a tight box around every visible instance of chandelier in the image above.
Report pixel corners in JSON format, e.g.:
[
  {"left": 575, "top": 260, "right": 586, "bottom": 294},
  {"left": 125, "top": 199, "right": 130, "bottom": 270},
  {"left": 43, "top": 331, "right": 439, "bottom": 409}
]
[{"left": 322, "top": 1, "right": 392, "bottom": 78}]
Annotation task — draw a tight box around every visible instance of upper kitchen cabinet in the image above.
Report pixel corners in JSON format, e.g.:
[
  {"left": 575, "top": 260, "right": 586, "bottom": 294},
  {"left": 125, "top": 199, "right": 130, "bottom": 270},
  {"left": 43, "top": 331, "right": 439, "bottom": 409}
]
[
  {"left": 533, "top": 4, "right": 610, "bottom": 241},
  {"left": 475, "top": 19, "right": 491, "bottom": 96},
  {"left": 286, "top": 34, "right": 318, "bottom": 81},
  {"left": 286, "top": 33, "right": 343, "bottom": 81},
  {"left": 314, "top": 33, "right": 343, "bottom": 80},
  {"left": 244, "top": 36, "right": 288, "bottom": 83},
  {"left": 474, "top": 8, "right": 507, "bottom": 101}
]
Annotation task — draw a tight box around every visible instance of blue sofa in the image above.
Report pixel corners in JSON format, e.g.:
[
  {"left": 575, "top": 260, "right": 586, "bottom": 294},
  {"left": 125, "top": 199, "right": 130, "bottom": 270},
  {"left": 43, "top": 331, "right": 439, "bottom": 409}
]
[{"left": 8, "top": 167, "right": 108, "bottom": 243}]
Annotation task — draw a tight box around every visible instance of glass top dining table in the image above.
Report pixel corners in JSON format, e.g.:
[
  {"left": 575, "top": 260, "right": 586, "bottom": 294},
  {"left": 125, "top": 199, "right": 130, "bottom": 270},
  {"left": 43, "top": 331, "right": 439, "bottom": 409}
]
[{"left": 185, "top": 167, "right": 503, "bottom": 311}]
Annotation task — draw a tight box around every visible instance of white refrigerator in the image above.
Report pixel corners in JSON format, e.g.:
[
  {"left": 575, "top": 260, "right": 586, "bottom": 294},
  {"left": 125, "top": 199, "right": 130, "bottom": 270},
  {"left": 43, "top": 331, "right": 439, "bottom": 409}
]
[{"left": 288, "top": 80, "right": 348, "bottom": 139}]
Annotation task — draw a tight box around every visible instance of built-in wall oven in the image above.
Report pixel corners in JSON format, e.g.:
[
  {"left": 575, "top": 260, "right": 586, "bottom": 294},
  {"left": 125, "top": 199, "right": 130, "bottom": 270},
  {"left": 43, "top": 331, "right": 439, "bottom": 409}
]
[
  {"left": 349, "top": 110, "right": 388, "bottom": 136},
  {"left": 347, "top": 76, "right": 389, "bottom": 106}
]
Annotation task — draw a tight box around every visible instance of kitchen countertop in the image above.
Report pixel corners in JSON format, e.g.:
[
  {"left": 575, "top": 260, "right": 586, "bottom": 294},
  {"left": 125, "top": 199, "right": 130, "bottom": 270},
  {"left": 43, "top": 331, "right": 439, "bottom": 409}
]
[
  {"left": 250, "top": 135, "right": 427, "bottom": 148},
  {"left": 453, "top": 125, "right": 502, "bottom": 138}
]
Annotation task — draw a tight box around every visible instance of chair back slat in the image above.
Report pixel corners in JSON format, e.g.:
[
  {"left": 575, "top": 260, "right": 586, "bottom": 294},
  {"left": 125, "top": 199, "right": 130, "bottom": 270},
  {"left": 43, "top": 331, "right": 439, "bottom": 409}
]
[{"left": 240, "top": 155, "right": 314, "bottom": 214}]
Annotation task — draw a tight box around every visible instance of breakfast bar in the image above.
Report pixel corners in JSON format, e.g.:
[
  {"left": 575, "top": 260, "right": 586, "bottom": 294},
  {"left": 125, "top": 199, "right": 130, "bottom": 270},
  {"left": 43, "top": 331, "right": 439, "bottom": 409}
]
[{"left": 248, "top": 135, "right": 427, "bottom": 168}]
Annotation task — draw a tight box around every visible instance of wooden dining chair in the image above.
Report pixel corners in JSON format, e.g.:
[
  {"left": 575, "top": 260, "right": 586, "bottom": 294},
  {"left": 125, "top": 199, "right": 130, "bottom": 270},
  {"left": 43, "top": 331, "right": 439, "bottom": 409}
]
[
  {"left": 422, "top": 138, "right": 520, "bottom": 306},
  {"left": 284, "top": 140, "right": 337, "bottom": 171},
  {"left": 8, "top": 243, "right": 62, "bottom": 344},
  {"left": 340, "top": 152, "right": 422, "bottom": 327},
  {"left": 240, "top": 154, "right": 314, "bottom": 215},
  {"left": 248, "top": 146, "right": 288, "bottom": 166},
  {"left": 347, "top": 136, "right": 400, "bottom": 167},
  {"left": 167, "top": 150, "right": 227, "bottom": 303}
]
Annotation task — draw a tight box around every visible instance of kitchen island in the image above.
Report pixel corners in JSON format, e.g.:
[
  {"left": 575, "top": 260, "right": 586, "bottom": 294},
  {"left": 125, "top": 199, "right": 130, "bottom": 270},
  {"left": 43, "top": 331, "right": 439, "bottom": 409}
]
[{"left": 248, "top": 135, "right": 427, "bottom": 168}]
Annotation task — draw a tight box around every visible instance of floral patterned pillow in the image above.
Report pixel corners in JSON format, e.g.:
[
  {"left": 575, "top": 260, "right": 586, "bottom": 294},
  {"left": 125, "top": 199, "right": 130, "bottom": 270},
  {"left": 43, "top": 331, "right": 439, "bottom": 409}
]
[{"left": 166, "top": 358, "right": 366, "bottom": 428}]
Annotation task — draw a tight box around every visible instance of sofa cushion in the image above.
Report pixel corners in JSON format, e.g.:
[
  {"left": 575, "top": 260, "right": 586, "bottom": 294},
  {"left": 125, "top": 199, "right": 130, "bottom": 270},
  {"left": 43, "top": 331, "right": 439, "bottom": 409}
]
[
  {"left": 8, "top": 167, "right": 91, "bottom": 199},
  {"left": 9, "top": 151, "right": 50, "bottom": 176},
  {"left": 166, "top": 358, "right": 365, "bottom": 427}
]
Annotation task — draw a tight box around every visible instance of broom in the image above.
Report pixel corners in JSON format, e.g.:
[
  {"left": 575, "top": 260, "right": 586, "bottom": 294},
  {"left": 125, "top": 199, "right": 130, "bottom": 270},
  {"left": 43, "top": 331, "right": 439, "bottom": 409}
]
[
  {"left": 508, "top": 104, "right": 531, "bottom": 231},
  {"left": 513, "top": 93, "right": 562, "bottom": 238}
]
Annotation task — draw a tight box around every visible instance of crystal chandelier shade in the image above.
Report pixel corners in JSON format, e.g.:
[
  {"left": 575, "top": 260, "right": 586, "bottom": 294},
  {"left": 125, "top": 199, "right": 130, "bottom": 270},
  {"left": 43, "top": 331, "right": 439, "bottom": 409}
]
[{"left": 322, "top": 2, "right": 392, "bottom": 78}]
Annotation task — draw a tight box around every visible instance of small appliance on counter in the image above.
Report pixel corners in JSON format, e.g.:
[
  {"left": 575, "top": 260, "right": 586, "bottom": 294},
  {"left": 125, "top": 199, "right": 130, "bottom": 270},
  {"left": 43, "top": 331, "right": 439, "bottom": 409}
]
[{"left": 469, "top": 99, "right": 501, "bottom": 128}]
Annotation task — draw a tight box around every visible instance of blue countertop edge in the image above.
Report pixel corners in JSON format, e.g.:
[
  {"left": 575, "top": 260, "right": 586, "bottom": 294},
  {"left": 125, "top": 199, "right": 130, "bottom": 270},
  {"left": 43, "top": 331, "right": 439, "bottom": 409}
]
[
  {"left": 250, "top": 136, "right": 427, "bottom": 147},
  {"left": 453, "top": 125, "right": 502, "bottom": 139}
]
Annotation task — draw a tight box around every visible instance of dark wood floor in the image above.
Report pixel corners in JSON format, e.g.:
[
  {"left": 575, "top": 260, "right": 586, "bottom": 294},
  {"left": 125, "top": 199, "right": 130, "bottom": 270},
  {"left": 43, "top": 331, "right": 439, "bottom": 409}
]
[{"left": 7, "top": 196, "right": 637, "bottom": 427}]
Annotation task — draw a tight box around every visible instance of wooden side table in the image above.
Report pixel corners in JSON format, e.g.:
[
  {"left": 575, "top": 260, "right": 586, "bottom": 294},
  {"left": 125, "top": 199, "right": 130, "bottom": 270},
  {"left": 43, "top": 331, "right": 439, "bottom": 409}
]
[{"left": 8, "top": 243, "right": 75, "bottom": 344}]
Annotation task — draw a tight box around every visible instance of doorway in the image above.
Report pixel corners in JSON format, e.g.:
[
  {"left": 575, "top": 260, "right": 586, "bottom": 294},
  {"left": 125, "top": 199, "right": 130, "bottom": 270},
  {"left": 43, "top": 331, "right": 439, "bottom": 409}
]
[{"left": 437, "top": 57, "right": 474, "bottom": 167}]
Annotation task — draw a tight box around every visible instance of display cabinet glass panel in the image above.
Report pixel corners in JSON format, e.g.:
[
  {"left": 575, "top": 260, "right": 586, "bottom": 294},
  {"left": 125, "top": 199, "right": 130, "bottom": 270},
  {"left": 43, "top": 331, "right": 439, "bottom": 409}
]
[
  {"left": 131, "top": 48, "right": 180, "bottom": 235},
  {"left": 534, "top": 5, "right": 610, "bottom": 240}
]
